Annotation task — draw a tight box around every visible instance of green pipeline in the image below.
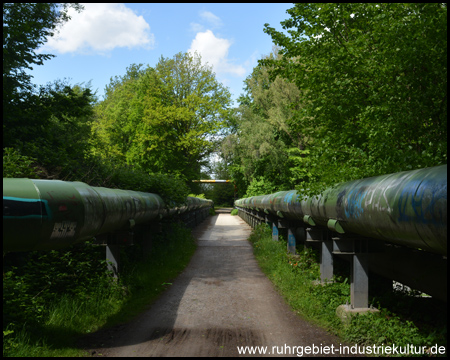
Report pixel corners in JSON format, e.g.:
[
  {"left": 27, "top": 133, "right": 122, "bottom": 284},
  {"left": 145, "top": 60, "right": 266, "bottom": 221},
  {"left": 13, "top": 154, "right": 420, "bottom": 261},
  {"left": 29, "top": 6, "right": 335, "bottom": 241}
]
[
  {"left": 3, "top": 179, "right": 213, "bottom": 252},
  {"left": 235, "top": 165, "right": 447, "bottom": 255}
]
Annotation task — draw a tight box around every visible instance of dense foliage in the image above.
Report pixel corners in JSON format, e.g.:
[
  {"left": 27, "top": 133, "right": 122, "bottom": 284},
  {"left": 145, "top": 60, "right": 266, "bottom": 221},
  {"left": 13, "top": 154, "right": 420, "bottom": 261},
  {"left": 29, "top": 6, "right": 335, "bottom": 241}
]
[
  {"left": 222, "top": 48, "right": 309, "bottom": 197},
  {"left": 224, "top": 3, "right": 447, "bottom": 197},
  {"left": 2, "top": 148, "right": 40, "bottom": 179},
  {"left": 92, "top": 53, "right": 233, "bottom": 184},
  {"left": 3, "top": 4, "right": 95, "bottom": 174}
]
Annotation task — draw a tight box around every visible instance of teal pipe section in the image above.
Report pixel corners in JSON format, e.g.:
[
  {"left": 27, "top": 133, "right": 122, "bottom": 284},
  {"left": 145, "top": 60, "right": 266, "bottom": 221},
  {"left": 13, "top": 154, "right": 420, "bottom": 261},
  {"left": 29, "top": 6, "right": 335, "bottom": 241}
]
[
  {"left": 235, "top": 165, "right": 447, "bottom": 255},
  {"left": 3, "top": 179, "right": 213, "bottom": 252}
]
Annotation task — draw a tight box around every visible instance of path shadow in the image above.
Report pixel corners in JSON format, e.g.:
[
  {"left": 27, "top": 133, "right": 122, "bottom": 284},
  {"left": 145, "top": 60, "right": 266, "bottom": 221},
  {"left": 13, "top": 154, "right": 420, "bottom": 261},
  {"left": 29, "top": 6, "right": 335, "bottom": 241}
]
[{"left": 78, "top": 213, "right": 258, "bottom": 353}]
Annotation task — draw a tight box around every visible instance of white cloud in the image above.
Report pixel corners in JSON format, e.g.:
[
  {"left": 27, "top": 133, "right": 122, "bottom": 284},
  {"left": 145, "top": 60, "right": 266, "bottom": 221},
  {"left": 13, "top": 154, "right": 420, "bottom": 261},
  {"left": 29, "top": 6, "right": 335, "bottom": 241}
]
[
  {"left": 42, "top": 3, "right": 154, "bottom": 55},
  {"left": 199, "top": 11, "right": 223, "bottom": 28},
  {"left": 189, "top": 22, "right": 204, "bottom": 33},
  {"left": 189, "top": 11, "right": 221, "bottom": 34},
  {"left": 188, "top": 30, "right": 245, "bottom": 77}
]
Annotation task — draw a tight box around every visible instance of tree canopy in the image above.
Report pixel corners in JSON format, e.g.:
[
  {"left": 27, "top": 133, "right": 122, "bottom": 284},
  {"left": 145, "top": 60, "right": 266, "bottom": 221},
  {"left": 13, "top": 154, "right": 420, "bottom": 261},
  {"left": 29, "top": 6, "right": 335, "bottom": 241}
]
[
  {"left": 3, "top": 2, "right": 446, "bottom": 200},
  {"left": 3, "top": 3, "right": 82, "bottom": 96},
  {"left": 251, "top": 3, "right": 447, "bottom": 195},
  {"left": 92, "top": 52, "right": 233, "bottom": 183},
  {"left": 3, "top": 3, "right": 97, "bottom": 175},
  {"left": 221, "top": 48, "right": 309, "bottom": 197}
]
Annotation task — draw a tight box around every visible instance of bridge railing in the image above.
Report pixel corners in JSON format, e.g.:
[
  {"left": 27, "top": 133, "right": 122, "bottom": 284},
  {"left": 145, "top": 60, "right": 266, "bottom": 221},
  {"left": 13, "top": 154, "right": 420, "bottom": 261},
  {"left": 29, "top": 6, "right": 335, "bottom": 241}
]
[{"left": 234, "top": 165, "right": 447, "bottom": 312}]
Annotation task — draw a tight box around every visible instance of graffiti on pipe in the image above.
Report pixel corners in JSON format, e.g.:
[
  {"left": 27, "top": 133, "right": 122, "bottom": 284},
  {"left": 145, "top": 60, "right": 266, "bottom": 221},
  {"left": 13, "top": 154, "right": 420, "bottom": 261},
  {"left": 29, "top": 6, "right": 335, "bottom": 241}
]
[
  {"left": 50, "top": 221, "right": 77, "bottom": 239},
  {"left": 3, "top": 197, "right": 52, "bottom": 219},
  {"left": 397, "top": 180, "right": 447, "bottom": 225},
  {"left": 343, "top": 187, "right": 368, "bottom": 219}
]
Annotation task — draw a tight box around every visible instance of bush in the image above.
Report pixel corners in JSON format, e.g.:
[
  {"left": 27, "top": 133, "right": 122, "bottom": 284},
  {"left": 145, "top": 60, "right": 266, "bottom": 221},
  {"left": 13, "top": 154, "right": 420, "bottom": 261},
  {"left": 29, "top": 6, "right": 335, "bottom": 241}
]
[
  {"left": 3, "top": 222, "right": 197, "bottom": 357},
  {"left": 3, "top": 148, "right": 40, "bottom": 178}
]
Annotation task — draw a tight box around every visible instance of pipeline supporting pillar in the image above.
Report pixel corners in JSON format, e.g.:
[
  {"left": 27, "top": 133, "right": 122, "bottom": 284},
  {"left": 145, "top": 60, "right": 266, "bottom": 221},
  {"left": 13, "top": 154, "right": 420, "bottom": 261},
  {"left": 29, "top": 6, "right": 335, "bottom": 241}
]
[
  {"left": 264, "top": 213, "right": 272, "bottom": 231},
  {"left": 351, "top": 250, "right": 369, "bottom": 308},
  {"left": 254, "top": 210, "right": 260, "bottom": 227},
  {"left": 334, "top": 237, "right": 370, "bottom": 309},
  {"left": 252, "top": 210, "right": 257, "bottom": 228},
  {"left": 242, "top": 209, "right": 247, "bottom": 225},
  {"left": 307, "top": 228, "right": 333, "bottom": 283},
  {"left": 277, "top": 219, "right": 288, "bottom": 244},
  {"left": 321, "top": 240, "right": 334, "bottom": 283},
  {"left": 253, "top": 210, "right": 258, "bottom": 227},
  {"left": 287, "top": 227, "right": 296, "bottom": 255},
  {"left": 257, "top": 211, "right": 264, "bottom": 226},
  {"left": 334, "top": 237, "right": 377, "bottom": 322},
  {"left": 97, "top": 230, "right": 133, "bottom": 278},
  {"left": 106, "top": 242, "right": 120, "bottom": 279},
  {"left": 272, "top": 222, "right": 279, "bottom": 241}
]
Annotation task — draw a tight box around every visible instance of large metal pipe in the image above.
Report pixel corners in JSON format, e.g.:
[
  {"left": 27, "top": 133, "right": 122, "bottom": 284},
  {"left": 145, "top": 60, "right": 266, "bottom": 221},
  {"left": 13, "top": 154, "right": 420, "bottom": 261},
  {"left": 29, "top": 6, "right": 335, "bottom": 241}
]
[
  {"left": 235, "top": 165, "right": 447, "bottom": 255},
  {"left": 3, "top": 178, "right": 213, "bottom": 252}
]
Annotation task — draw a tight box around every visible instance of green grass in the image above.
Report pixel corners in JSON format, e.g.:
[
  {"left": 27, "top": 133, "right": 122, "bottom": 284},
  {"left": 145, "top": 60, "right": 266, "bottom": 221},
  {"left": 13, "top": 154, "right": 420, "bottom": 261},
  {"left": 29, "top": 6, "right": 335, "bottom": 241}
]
[
  {"left": 248, "top": 225, "right": 447, "bottom": 357},
  {"left": 3, "top": 223, "right": 197, "bottom": 357},
  {"left": 4, "top": 221, "right": 446, "bottom": 357}
]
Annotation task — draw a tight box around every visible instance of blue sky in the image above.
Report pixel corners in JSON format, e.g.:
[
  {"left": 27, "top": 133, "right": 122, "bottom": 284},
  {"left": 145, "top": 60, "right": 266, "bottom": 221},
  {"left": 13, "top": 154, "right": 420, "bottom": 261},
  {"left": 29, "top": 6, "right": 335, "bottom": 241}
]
[{"left": 30, "top": 3, "right": 293, "bottom": 106}]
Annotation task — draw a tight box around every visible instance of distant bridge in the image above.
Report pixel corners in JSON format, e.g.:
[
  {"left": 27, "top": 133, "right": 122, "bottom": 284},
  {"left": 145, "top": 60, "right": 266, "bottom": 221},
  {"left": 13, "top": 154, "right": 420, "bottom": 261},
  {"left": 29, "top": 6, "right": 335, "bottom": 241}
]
[{"left": 192, "top": 180, "right": 232, "bottom": 183}]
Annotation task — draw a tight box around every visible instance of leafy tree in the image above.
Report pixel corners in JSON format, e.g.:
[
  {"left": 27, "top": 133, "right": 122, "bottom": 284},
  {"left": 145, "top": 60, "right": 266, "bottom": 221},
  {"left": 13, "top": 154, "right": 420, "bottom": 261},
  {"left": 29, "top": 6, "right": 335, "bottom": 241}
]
[
  {"left": 3, "top": 3, "right": 84, "bottom": 147},
  {"left": 91, "top": 64, "right": 155, "bottom": 162},
  {"left": 244, "top": 176, "right": 279, "bottom": 198},
  {"left": 221, "top": 49, "right": 307, "bottom": 196},
  {"left": 2, "top": 148, "right": 40, "bottom": 178},
  {"left": 92, "top": 52, "right": 233, "bottom": 184},
  {"left": 6, "top": 80, "right": 96, "bottom": 177},
  {"left": 3, "top": 3, "right": 96, "bottom": 180},
  {"left": 262, "top": 3, "right": 447, "bottom": 194}
]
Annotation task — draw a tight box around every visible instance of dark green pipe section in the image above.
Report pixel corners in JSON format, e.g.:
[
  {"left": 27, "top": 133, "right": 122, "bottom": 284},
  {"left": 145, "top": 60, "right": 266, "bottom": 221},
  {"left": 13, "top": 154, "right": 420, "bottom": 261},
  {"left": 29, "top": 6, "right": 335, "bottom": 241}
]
[
  {"left": 235, "top": 165, "right": 447, "bottom": 255},
  {"left": 3, "top": 179, "right": 213, "bottom": 252}
]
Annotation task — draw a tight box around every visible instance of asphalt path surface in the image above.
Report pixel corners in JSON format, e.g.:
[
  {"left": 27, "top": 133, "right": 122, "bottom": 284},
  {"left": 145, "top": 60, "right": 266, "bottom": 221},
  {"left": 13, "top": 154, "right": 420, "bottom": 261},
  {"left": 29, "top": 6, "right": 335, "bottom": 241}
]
[{"left": 82, "top": 209, "right": 351, "bottom": 357}]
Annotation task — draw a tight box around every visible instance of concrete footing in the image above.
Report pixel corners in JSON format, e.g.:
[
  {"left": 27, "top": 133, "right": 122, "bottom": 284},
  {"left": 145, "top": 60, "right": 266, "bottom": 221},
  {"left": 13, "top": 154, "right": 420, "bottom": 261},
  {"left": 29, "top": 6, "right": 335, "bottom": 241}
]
[{"left": 336, "top": 304, "right": 380, "bottom": 324}]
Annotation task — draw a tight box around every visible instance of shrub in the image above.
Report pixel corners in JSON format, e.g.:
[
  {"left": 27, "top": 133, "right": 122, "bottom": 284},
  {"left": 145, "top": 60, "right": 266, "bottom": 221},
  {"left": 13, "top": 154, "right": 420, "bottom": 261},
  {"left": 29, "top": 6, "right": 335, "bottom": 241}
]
[{"left": 3, "top": 148, "right": 40, "bottom": 178}]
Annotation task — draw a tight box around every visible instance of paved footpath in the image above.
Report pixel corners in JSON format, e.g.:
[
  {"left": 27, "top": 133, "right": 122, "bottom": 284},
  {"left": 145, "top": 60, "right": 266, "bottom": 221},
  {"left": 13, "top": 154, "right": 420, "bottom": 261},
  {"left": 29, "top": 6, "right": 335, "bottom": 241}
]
[{"left": 85, "top": 211, "right": 352, "bottom": 357}]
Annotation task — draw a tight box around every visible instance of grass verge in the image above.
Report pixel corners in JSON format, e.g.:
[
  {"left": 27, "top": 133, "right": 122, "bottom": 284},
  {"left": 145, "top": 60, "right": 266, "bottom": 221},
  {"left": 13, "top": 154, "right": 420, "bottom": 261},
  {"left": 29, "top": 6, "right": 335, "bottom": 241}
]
[
  {"left": 248, "top": 225, "right": 447, "bottom": 357},
  {"left": 3, "top": 222, "right": 197, "bottom": 357}
]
